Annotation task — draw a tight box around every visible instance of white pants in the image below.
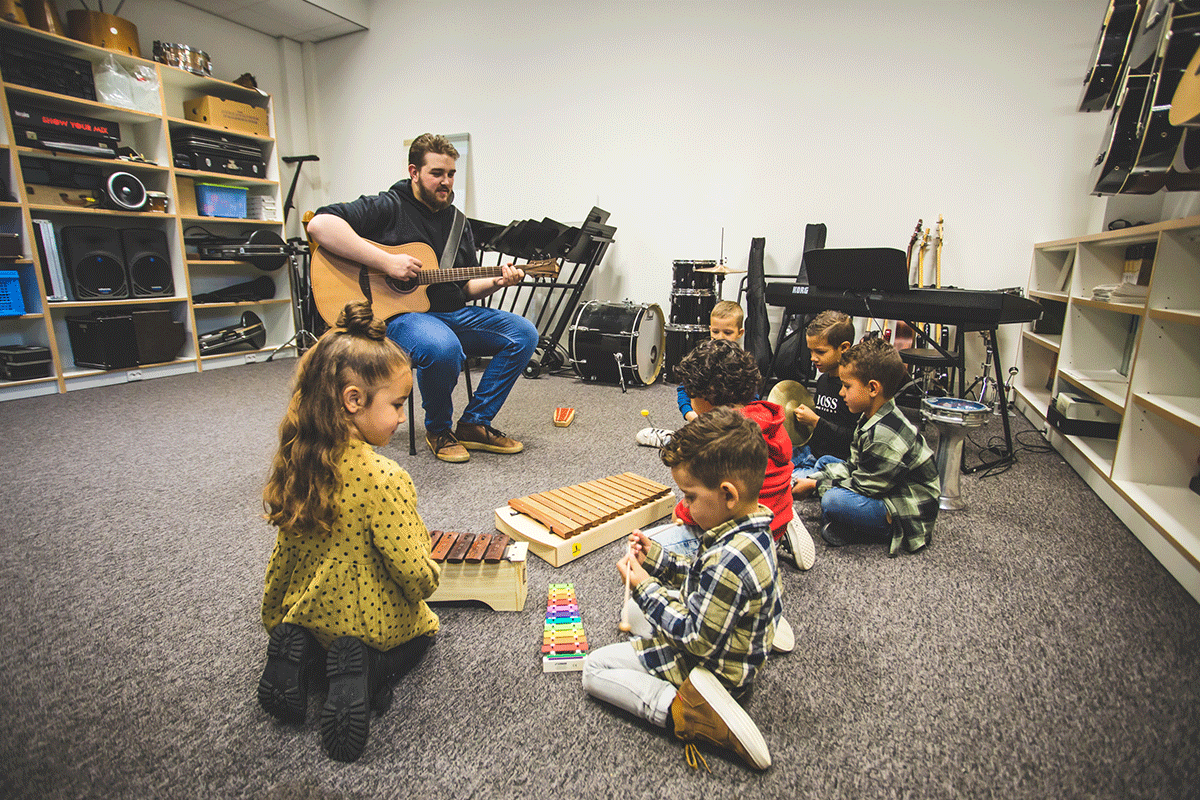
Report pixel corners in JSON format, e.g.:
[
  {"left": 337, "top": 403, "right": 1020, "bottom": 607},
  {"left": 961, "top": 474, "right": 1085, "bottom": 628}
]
[{"left": 581, "top": 641, "right": 676, "bottom": 728}]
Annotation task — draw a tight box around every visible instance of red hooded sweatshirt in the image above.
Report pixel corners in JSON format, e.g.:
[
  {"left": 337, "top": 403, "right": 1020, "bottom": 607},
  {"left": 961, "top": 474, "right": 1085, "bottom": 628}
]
[{"left": 673, "top": 400, "right": 795, "bottom": 540}]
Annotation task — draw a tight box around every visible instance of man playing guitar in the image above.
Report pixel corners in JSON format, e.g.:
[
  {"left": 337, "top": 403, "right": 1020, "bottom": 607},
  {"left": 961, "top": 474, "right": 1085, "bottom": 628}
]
[{"left": 306, "top": 133, "right": 537, "bottom": 463}]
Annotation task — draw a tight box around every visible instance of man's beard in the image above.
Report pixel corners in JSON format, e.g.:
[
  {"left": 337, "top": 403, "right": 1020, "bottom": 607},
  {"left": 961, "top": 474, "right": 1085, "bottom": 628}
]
[{"left": 416, "top": 181, "right": 452, "bottom": 211}]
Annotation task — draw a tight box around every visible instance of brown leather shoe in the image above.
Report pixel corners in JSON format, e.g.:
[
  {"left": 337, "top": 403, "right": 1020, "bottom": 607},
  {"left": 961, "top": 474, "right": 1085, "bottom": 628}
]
[
  {"left": 671, "top": 667, "right": 770, "bottom": 770},
  {"left": 454, "top": 422, "right": 523, "bottom": 454},
  {"left": 426, "top": 429, "right": 469, "bottom": 463}
]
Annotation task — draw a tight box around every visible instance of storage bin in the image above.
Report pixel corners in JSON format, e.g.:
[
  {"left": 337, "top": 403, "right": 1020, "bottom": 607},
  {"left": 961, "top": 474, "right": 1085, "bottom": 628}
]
[
  {"left": 0, "top": 270, "right": 26, "bottom": 316},
  {"left": 0, "top": 344, "right": 51, "bottom": 380},
  {"left": 195, "top": 182, "right": 248, "bottom": 218}
]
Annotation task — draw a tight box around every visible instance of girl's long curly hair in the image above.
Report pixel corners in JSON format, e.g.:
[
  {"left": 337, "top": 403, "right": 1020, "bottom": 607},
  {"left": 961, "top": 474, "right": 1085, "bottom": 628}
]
[{"left": 263, "top": 301, "right": 410, "bottom": 535}]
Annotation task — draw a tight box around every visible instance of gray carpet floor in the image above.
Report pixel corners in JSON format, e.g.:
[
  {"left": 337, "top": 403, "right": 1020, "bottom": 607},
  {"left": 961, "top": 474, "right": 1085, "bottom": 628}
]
[{"left": 0, "top": 358, "right": 1197, "bottom": 800}]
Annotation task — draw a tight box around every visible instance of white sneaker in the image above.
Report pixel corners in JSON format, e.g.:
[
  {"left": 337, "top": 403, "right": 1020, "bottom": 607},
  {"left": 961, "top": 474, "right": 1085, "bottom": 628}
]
[
  {"left": 771, "top": 616, "right": 795, "bottom": 654},
  {"left": 782, "top": 517, "right": 816, "bottom": 571},
  {"left": 636, "top": 427, "right": 673, "bottom": 447}
]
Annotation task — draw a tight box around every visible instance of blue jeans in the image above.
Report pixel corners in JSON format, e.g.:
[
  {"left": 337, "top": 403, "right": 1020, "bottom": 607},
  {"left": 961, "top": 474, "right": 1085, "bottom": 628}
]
[
  {"left": 793, "top": 454, "right": 844, "bottom": 482},
  {"left": 386, "top": 306, "right": 538, "bottom": 433},
  {"left": 820, "top": 486, "right": 890, "bottom": 539},
  {"left": 648, "top": 522, "right": 701, "bottom": 558}
]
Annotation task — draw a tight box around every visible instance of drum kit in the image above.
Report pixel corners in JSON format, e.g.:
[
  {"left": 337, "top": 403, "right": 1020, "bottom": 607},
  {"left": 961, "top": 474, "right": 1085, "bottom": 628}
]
[{"left": 567, "top": 257, "right": 746, "bottom": 389}]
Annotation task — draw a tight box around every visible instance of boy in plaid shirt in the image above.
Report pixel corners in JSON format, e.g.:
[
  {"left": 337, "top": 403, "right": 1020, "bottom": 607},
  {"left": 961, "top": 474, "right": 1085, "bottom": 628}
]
[
  {"left": 793, "top": 336, "right": 939, "bottom": 555},
  {"left": 582, "top": 407, "right": 781, "bottom": 771}
]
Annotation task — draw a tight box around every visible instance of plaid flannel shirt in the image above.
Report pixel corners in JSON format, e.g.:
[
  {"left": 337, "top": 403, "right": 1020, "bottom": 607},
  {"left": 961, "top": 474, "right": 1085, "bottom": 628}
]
[
  {"left": 631, "top": 507, "right": 781, "bottom": 690},
  {"left": 813, "top": 398, "right": 940, "bottom": 555}
]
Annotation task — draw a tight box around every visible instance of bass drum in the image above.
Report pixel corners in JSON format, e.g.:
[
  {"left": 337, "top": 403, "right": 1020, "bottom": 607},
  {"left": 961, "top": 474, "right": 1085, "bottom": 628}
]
[{"left": 570, "top": 300, "right": 664, "bottom": 386}]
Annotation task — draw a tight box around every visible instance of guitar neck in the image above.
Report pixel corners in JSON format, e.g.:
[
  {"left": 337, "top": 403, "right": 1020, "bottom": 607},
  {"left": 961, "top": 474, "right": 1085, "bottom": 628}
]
[
  {"left": 417, "top": 265, "right": 507, "bottom": 285},
  {"left": 416, "top": 261, "right": 553, "bottom": 285}
]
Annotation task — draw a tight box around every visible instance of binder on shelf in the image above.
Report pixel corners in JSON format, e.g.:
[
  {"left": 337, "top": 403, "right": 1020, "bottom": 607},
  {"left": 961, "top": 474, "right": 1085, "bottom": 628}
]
[{"left": 31, "top": 219, "right": 68, "bottom": 301}]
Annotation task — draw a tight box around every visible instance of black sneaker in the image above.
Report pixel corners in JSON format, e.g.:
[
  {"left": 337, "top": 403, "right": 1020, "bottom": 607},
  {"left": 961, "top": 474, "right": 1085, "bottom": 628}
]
[
  {"left": 257, "top": 623, "right": 322, "bottom": 724},
  {"left": 820, "top": 519, "right": 854, "bottom": 547},
  {"left": 321, "top": 637, "right": 375, "bottom": 762}
]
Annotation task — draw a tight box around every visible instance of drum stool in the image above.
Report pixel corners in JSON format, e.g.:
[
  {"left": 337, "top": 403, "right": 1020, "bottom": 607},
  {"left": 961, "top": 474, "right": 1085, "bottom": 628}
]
[
  {"left": 922, "top": 397, "right": 990, "bottom": 511},
  {"left": 899, "top": 345, "right": 963, "bottom": 397}
]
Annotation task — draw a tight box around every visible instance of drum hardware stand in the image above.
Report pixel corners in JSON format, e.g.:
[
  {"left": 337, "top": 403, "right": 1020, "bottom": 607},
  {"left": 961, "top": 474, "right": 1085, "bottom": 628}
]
[
  {"left": 268, "top": 154, "right": 320, "bottom": 362},
  {"left": 612, "top": 352, "right": 628, "bottom": 393},
  {"left": 964, "top": 330, "right": 998, "bottom": 411}
]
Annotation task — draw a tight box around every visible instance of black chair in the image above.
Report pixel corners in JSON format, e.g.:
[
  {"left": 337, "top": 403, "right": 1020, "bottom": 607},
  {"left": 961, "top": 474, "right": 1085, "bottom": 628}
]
[{"left": 407, "top": 362, "right": 474, "bottom": 455}]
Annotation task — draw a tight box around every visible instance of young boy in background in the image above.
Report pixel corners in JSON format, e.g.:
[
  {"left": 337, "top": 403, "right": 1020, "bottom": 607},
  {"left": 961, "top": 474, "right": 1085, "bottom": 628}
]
[
  {"left": 792, "top": 310, "right": 857, "bottom": 475},
  {"left": 792, "top": 337, "right": 940, "bottom": 556},
  {"left": 583, "top": 407, "right": 780, "bottom": 771},
  {"left": 638, "top": 300, "right": 745, "bottom": 447}
]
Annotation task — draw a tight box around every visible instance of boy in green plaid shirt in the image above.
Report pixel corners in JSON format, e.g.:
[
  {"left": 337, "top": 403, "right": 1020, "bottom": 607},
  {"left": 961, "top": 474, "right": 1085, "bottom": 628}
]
[
  {"left": 792, "top": 337, "right": 940, "bottom": 555},
  {"left": 581, "top": 407, "right": 781, "bottom": 771}
]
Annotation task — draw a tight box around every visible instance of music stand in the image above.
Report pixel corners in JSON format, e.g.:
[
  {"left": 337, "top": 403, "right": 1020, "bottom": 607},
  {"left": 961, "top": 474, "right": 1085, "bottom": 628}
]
[{"left": 267, "top": 155, "right": 321, "bottom": 361}]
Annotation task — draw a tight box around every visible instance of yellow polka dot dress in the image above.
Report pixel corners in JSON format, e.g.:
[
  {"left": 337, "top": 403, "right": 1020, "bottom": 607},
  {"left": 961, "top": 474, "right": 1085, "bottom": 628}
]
[{"left": 262, "top": 439, "right": 440, "bottom": 651}]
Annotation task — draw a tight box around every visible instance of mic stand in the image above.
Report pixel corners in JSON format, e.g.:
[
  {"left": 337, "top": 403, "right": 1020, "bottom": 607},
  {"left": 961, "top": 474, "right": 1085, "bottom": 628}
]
[{"left": 267, "top": 154, "right": 320, "bottom": 361}]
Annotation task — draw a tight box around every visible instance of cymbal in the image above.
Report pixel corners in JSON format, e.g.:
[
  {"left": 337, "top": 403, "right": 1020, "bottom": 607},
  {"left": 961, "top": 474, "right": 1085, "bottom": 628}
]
[
  {"left": 767, "top": 379, "right": 816, "bottom": 447},
  {"left": 694, "top": 264, "right": 747, "bottom": 274}
]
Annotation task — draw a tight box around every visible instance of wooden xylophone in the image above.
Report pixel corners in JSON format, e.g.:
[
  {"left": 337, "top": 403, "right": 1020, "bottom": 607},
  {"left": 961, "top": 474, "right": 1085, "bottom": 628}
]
[
  {"left": 495, "top": 472, "right": 676, "bottom": 566},
  {"left": 426, "top": 530, "right": 528, "bottom": 611}
]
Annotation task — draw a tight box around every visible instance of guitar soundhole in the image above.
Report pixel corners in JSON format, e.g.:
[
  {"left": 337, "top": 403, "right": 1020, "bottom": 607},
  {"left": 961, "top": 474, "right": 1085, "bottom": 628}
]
[{"left": 386, "top": 277, "right": 417, "bottom": 294}]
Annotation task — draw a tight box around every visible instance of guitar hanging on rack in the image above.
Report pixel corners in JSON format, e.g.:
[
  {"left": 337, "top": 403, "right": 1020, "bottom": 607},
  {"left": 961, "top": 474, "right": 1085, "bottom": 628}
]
[
  {"left": 893, "top": 219, "right": 922, "bottom": 351},
  {"left": 1079, "top": 0, "right": 1145, "bottom": 112},
  {"left": 310, "top": 240, "right": 559, "bottom": 326},
  {"left": 934, "top": 215, "right": 952, "bottom": 392},
  {"left": 916, "top": 226, "right": 931, "bottom": 342}
]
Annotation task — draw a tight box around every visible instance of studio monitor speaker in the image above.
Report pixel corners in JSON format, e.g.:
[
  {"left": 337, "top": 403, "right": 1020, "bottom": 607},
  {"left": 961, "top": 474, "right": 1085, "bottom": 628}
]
[
  {"left": 121, "top": 227, "right": 173, "bottom": 297},
  {"left": 60, "top": 225, "right": 127, "bottom": 300}
]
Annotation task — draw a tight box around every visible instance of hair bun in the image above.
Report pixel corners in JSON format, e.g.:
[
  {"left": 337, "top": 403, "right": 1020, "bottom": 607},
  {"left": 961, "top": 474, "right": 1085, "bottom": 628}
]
[{"left": 336, "top": 300, "right": 387, "bottom": 340}]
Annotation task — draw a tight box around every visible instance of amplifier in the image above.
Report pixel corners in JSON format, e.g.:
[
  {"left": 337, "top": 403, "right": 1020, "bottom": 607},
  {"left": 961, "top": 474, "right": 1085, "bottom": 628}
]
[
  {"left": 0, "top": 31, "right": 96, "bottom": 100},
  {"left": 10, "top": 103, "right": 119, "bottom": 159}
]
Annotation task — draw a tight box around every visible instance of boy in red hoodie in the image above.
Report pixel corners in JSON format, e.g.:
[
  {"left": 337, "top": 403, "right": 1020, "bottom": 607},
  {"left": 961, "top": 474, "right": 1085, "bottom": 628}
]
[{"left": 649, "top": 339, "right": 812, "bottom": 569}]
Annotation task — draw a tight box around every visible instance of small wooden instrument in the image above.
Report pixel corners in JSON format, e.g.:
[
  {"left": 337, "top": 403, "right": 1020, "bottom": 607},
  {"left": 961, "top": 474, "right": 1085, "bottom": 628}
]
[
  {"left": 311, "top": 240, "right": 558, "bottom": 324},
  {"left": 426, "top": 530, "right": 528, "bottom": 611},
  {"left": 497, "top": 472, "right": 675, "bottom": 566},
  {"left": 553, "top": 407, "right": 575, "bottom": 427},
  {"left": 66, "top": 10, "right": 141, "bottom": 57}
]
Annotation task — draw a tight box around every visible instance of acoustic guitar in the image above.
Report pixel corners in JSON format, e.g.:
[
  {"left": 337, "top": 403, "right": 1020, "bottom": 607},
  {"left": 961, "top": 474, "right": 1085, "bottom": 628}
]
[
  {"left": 1079, "top": 0, "right": 1144, "bottom": 112},
  {"left": 310, "top": 240, "right": 559, "bottom": 325}
]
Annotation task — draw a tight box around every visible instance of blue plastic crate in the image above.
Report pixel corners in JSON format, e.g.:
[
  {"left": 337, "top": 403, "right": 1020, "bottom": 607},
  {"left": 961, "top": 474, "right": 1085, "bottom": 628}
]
[
  {"left": 0, "top": 270, "right": 25, "bottom": 317},
  {"left": 196, "top": 183, "right": 248, "bottom": 218}
]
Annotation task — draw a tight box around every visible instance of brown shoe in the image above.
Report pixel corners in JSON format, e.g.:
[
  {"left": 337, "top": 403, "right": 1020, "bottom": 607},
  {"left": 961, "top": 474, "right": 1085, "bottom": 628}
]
[
  {"left": 426, "top": 429, "right": 469, "bottom": 463},
  {"left": 454, "top": 422, "right": 524, "bottom": 454},
  {"left": 671, "top": 667, "right": 770, "bottom": 770}
]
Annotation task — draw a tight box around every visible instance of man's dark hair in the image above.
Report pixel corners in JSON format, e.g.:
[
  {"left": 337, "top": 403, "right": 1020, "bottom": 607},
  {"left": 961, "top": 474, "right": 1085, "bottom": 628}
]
[{"left": 408, "top": 133, "right": 459, "bottom": 168}]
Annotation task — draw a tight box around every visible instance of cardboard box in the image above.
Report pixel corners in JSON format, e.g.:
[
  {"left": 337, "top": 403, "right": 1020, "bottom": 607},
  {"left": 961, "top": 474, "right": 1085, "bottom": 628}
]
[
  {"left": 176, "top": 177, "right": 198, "bottom": 216},
  {"left": 183, "top": 95, "right": 269, "bottom": 137}
]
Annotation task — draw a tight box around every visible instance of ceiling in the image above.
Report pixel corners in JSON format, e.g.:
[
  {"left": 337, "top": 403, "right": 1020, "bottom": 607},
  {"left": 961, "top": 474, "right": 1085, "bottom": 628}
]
[{"left": 175, "top": 0, "right": 368, "bottom": 43}]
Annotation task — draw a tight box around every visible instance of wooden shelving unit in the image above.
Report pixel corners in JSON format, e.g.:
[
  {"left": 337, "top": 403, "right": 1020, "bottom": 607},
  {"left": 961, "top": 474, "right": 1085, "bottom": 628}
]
[
  {"left": 1014, "top": 215, "right": 1200, "bottom": 601},
  {"left": 0, "top": 19, "right": 292, "bottom": 400}
]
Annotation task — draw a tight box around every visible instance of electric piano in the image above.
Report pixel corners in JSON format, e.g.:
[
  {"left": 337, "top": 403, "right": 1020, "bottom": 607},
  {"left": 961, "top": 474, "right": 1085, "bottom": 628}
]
[
  {"left": 763, "top": 283, "right": 1042, "bottom": 329},
  {"left": 764, "top": 281, "right": 1043, "bottom": 471}
]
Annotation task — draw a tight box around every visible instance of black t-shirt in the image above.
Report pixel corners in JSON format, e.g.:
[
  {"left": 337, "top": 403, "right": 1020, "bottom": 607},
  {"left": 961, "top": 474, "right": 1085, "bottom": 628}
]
[
  {"left": 808, "top": 370, "right": 857, "bottom": 461},
  {"left": 314, "top": 179, "right": 478, "bottom": 312}
]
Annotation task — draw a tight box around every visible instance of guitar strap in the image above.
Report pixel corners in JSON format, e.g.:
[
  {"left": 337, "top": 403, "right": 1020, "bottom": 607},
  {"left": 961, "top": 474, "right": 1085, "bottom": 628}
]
[{"left": 440, "top": 208, "right": 466, "bottom": 271}]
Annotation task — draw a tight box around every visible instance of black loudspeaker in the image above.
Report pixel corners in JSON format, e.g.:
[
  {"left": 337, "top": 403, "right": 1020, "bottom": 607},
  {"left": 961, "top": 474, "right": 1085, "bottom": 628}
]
[
  {"left": 121, "top": 227, "right": 174, "bottom": 297},
  {"left": 60, "top": 225, "right": 127, "bottom": 299},
  {"left": 104, "top": 172, "right": 146, "bottom": 211}
]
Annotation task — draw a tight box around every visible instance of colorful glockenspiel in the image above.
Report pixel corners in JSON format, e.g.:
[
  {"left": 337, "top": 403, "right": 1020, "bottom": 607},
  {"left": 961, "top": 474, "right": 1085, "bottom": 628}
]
[{"left": 542, "top": 582, "right": 588, "bottom": 672}]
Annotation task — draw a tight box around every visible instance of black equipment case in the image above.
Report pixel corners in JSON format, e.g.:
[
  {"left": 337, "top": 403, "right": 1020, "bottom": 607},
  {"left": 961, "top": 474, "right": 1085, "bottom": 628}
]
[{"left": 171, "top": 129, "right": 266, "bottom": 177}]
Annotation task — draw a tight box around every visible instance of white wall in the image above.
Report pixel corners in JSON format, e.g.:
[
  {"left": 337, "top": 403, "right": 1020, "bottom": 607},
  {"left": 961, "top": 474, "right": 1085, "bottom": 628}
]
[
  {"left": 304, "top": 0, "right": 1110, "bottom": 366},
  {"left": 121, "top": 0, "right": 1117, "bottom": 372}
]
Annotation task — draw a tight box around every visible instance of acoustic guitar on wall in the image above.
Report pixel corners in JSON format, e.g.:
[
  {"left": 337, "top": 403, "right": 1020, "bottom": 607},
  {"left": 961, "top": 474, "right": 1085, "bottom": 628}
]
[{"left": 310, "top": 240, "right": 558, "bottom": 325}]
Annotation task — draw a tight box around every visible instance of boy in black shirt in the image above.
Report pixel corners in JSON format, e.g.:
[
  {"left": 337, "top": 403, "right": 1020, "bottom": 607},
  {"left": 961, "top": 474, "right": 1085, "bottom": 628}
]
[{"left": 792, "top": 311, "right": 857, "bottom": 481}]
